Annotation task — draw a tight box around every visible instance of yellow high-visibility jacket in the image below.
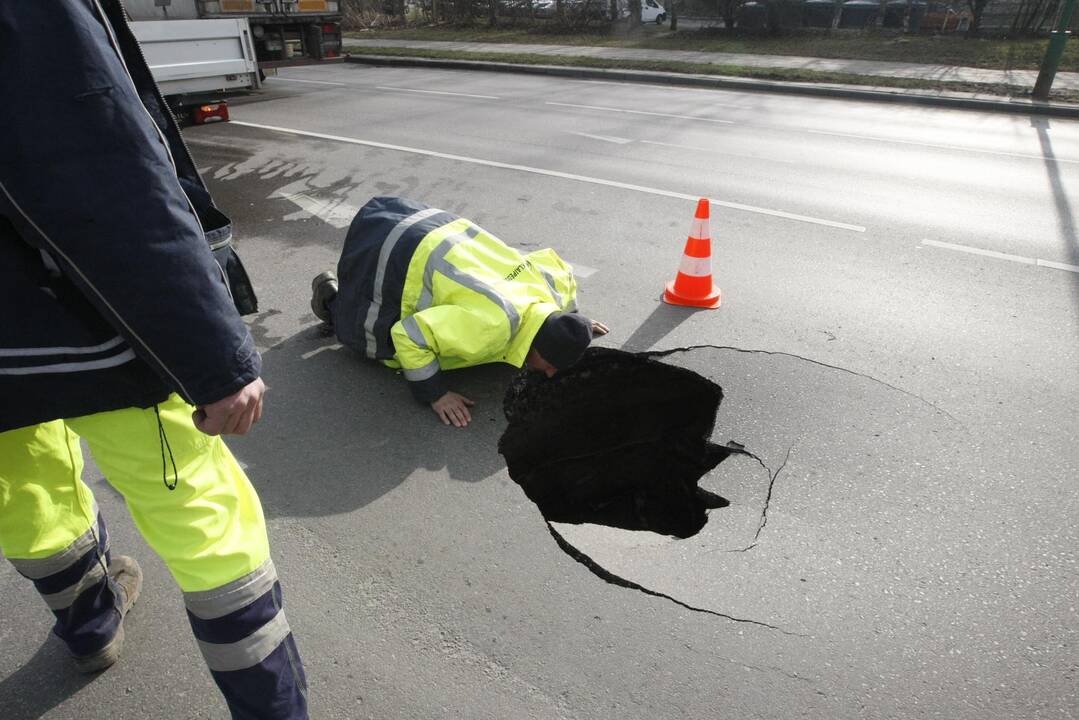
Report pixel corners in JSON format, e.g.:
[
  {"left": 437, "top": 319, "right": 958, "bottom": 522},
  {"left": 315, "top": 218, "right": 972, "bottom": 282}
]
[
  {"left": 391, "top": 217, "right": 579, "bottom": 402},
  {"left": 332, "top": 197, "right": 580, "bottom": 404}
]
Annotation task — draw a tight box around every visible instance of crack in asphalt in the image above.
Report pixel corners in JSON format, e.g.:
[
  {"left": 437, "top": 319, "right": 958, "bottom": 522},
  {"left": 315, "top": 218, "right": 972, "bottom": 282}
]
[
  {"left": 546, "top": 522, "right": 806, "bottom": 637},
  {"left": 750, "top": 445, "right": 792, "bottom": 546},
  {"left": 714, "top": 444, "right": 795, "bottom": 553},
  {"left": 643, "top": 344, "right": 963, "bottom": 427}
]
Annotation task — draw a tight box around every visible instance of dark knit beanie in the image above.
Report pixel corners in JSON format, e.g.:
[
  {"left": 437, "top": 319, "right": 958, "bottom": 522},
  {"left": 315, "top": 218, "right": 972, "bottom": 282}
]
[{"left": 532, "top": 312, "right": 593, "bottom": 370}]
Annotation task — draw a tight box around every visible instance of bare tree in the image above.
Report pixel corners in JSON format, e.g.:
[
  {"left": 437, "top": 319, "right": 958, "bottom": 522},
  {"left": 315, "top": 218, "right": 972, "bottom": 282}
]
[
  {"left": 717, "top": 0, "right": 743, "bottom": 28},
  {"left": 965, "top": 0, "right": 991, "bottom": 34}
]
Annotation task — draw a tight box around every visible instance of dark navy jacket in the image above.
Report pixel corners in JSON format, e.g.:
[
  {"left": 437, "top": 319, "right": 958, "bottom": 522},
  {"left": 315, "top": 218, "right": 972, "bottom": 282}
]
[{"left": 0, "top": 1, "right": 260, "bottom": 433}]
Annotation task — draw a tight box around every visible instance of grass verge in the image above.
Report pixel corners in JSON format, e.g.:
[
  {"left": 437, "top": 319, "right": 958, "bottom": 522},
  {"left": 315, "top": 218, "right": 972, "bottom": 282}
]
[
  {"left": 345, "top": 25, "right": 1079, "bottom": 72},
  {"left": 343, "top": 45, "right": 1079, "bottom": 103}
]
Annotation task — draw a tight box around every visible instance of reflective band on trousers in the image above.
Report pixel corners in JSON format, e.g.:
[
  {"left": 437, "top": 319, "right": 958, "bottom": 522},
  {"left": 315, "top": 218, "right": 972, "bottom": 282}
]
[
  {"left": 403, "top": 358, "right": 440, "bottom": 381},
  {"left": 8, "top": 510, "right": 103, "bottom": 579},
  {"left": 401, "top": 315, "right": 428, "bottom": 349},
  {"left": 197, "top": 609, "right": 292, "bottom": 672},
  {"left": 41, "top": 561, "right": 107, "bottom": 610},
  {"left": 183, "top": 559, "right": 279, "bottom": 620},
  {"left": 677, "top": 255, "right": 713, "bottom": 278},
  {"left": 364, "top": 207, "right": 445, "bottom": 357}
]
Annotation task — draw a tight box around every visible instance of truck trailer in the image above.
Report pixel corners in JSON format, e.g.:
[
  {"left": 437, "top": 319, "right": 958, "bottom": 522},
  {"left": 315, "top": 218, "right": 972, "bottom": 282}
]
[{"left": 125, "top": 0, "right": 343, "bottom": 66}]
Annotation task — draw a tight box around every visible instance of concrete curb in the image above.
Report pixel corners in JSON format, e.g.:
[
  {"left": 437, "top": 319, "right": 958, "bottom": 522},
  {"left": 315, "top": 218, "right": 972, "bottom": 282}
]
[{"left": 344, "top": 53, "right": 1079, "bottom": 119}]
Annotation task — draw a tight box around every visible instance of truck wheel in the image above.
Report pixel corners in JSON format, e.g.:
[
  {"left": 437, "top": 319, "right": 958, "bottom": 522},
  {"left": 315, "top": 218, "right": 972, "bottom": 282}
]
[{"left": 656, "top": 13, "right": 666, "bottom": 23}]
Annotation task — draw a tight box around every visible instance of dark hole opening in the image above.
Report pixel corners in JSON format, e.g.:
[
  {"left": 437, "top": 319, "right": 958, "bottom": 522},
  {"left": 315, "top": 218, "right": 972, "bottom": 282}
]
[{"left": 498, "top": 348, "right": 740, "bottom": 539}]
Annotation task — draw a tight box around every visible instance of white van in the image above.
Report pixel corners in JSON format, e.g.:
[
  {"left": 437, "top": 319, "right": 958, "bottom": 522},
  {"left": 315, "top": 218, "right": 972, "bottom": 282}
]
[
  {"left": 614, "top": 0, "right": 668, "bottom": 23},
  {"left": 640, "top": 0, "right": 667, "bottom": 23}
]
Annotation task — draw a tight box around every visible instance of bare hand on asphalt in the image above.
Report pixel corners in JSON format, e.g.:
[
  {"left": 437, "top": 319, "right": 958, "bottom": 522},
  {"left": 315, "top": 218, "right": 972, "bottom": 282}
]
[{"left": 431, "top": 391, "right": 475, "bottom": 427}]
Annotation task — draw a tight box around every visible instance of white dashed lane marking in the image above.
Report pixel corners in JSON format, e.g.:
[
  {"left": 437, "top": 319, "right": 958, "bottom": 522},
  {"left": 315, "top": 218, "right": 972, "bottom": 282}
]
[{"left": 920, "top": 239, "right": 1079, "bottom": 274}]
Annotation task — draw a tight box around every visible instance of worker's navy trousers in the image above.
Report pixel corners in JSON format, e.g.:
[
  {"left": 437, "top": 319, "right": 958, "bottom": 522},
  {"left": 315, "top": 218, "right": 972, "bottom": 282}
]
[{"left": 0, "top": 395, "right": 308, "bottom": 719}]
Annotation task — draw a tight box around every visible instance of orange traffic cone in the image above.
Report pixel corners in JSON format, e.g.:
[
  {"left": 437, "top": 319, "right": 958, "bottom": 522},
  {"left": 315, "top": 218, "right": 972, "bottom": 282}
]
[{"left": 662, "top": 198, "right": 721, "bottom": 309}]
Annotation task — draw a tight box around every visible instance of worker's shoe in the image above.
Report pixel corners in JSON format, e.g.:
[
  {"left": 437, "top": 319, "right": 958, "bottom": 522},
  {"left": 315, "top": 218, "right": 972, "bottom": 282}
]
[
  {"left": 73, "top": 555, "right": 143, "bottom": 674},
  {"left": 310, "top": 270, "right": 338, "bottom": 325}
]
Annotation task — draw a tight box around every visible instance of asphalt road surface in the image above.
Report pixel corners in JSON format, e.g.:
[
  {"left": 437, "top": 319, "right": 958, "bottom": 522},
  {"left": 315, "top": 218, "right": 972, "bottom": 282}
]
[{"left": 2, "top": 63, "right": 1076, "bottom": 720}]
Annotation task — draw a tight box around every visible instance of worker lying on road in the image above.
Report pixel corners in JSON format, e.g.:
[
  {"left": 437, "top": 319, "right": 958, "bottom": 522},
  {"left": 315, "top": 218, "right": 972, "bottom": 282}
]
[{"left": 310, "top": 196, "right": 608, "bottom": 427}]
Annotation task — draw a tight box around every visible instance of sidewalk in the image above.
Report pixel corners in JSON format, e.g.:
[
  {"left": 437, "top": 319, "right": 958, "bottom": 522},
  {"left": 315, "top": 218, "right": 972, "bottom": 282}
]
[{"left": 342, "top": 37, "right": 1079, "bottom": 114}]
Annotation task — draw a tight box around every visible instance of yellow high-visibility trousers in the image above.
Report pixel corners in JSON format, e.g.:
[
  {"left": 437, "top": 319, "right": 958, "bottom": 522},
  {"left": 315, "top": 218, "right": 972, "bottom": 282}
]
[
  {"left": 0, "top": 393, "right": 269, "bottom": 591},
  {"left": 0, "top": 394, "right": 308, "bottom": 719}
]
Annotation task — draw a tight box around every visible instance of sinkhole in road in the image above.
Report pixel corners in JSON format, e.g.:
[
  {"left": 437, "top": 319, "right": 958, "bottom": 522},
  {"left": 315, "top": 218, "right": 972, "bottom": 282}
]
[
  {"left": 497, "top": 347, "right": 801, "bottom": 632},
  {"left": 498, "top": 347, "right": 744, "bottom": 539}
]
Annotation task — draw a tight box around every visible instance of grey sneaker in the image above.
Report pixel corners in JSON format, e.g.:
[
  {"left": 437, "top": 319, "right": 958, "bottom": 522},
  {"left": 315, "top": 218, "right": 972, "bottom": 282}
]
[
  {"left": 311, "top": 270, "right": 338, "bottom": 325},
  {"left": 73, "top": 555, "right": 143, "bottom": 674}
]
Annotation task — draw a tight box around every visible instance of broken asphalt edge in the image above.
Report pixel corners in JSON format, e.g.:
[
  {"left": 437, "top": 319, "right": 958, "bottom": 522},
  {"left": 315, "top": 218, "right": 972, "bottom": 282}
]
[
  {"left": 344, "top": 53, "right": 1079, "bottom": 118},
  {"left": 545, "top": 521, "right": 806, "bottom": 637}
]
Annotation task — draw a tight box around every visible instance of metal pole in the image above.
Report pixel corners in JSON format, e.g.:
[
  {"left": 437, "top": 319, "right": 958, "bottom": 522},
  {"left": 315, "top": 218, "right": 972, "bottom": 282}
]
[{"left": 1033, "top": 0, "right": 1078, "bottom": 100}]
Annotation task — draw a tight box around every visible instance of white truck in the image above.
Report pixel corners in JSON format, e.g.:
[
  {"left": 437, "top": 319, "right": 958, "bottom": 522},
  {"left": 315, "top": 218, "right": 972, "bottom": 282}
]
[
  {"left": 126, "top": 0, "right": 343, "bottom": 66},
  {"left": 130, "top": 17, "right": 260, "bottom": 123},
  {"left": 126, "top": 1, "right": 342, "bottom": 123}
]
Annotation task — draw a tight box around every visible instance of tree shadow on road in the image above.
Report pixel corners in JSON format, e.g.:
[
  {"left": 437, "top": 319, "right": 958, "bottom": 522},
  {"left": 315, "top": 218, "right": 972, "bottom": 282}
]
[
  {"left": 1033, "top": 117, "right": 1079, "bottom": 331},
  {"left": 228, "top": 325, "right": 515, "bottom": 520}
]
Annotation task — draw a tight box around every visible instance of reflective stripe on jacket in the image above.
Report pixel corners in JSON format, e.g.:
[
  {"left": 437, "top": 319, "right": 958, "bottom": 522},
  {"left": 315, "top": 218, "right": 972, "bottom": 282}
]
[
  {"left": 0, "top": 0, "right": 259, "bottom": 432},
  {"left": 333, "top": 197, "right": 579, "bottom": 404}
]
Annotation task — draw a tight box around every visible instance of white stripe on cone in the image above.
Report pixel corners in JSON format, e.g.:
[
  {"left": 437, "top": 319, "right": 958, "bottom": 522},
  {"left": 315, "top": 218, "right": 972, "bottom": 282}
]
[
  {"left": 677, "top": 255, "right": 713, "bottom": 277},
  {"left": 689, "top": 218, "right": 709, "bottom": 239}
]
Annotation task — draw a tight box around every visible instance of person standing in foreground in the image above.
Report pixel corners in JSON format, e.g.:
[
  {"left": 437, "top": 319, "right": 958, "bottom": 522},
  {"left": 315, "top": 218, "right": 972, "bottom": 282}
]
[
  {"left": 310, "top": 196, "right": 609, "bottom": 427},
  {"left": 0, "top": 3, "right": 307, "bottom": 718}
]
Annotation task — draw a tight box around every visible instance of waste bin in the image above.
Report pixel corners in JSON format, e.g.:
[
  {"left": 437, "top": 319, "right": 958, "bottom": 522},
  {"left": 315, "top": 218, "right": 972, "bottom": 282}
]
[
  {"left": 884, "top": 0, "right": 925, "bottom": 28},
  {"left": 802, "top": 0, "right": 836, "bottom": 26},
  {"left": 738, "top": 0, "right": 769, "bottom": 29},
  {"left": 839, "top": 0, "right": 879, "bottom": 27},
  {"left": 908, "top": 0, "right": 926, "bottom": 29}
]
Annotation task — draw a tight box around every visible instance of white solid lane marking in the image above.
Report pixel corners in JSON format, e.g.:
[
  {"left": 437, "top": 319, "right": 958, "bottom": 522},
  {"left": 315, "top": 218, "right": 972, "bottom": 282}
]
[
  {"left": 808, "top": 129, "right": 1079, "bottom": 165},
  {"left": 273, "top": 77, "right": 348, "bottom": 86},
  {"left": 230, "top": 121, "right": 865, "bottom": 232},
  {"left": 920, "top": 239, "right": 1079, "bottom": 274},
  {"left": 546, "top": 102, "right": 734, "bottom": 125},
  {"left": 572, "top": 132, "right": 634, "bottom": 144},
  {"left": 376, "top": 85, "right": 500, "bottom": 100}
]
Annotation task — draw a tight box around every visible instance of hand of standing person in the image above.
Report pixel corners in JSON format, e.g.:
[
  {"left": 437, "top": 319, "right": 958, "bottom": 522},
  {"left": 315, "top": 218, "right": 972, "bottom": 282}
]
[
  {"left": 431, "top": 391, "right": 475, "bottom": 428},
  {"left": 193, "top": 378, "right": 265, "bottom": 436}
]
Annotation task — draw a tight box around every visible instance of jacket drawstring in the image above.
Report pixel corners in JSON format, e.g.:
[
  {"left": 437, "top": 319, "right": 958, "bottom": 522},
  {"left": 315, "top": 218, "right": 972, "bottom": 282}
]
[{"left": 154, "top": 404, "right": 178, "bottom": 491}]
